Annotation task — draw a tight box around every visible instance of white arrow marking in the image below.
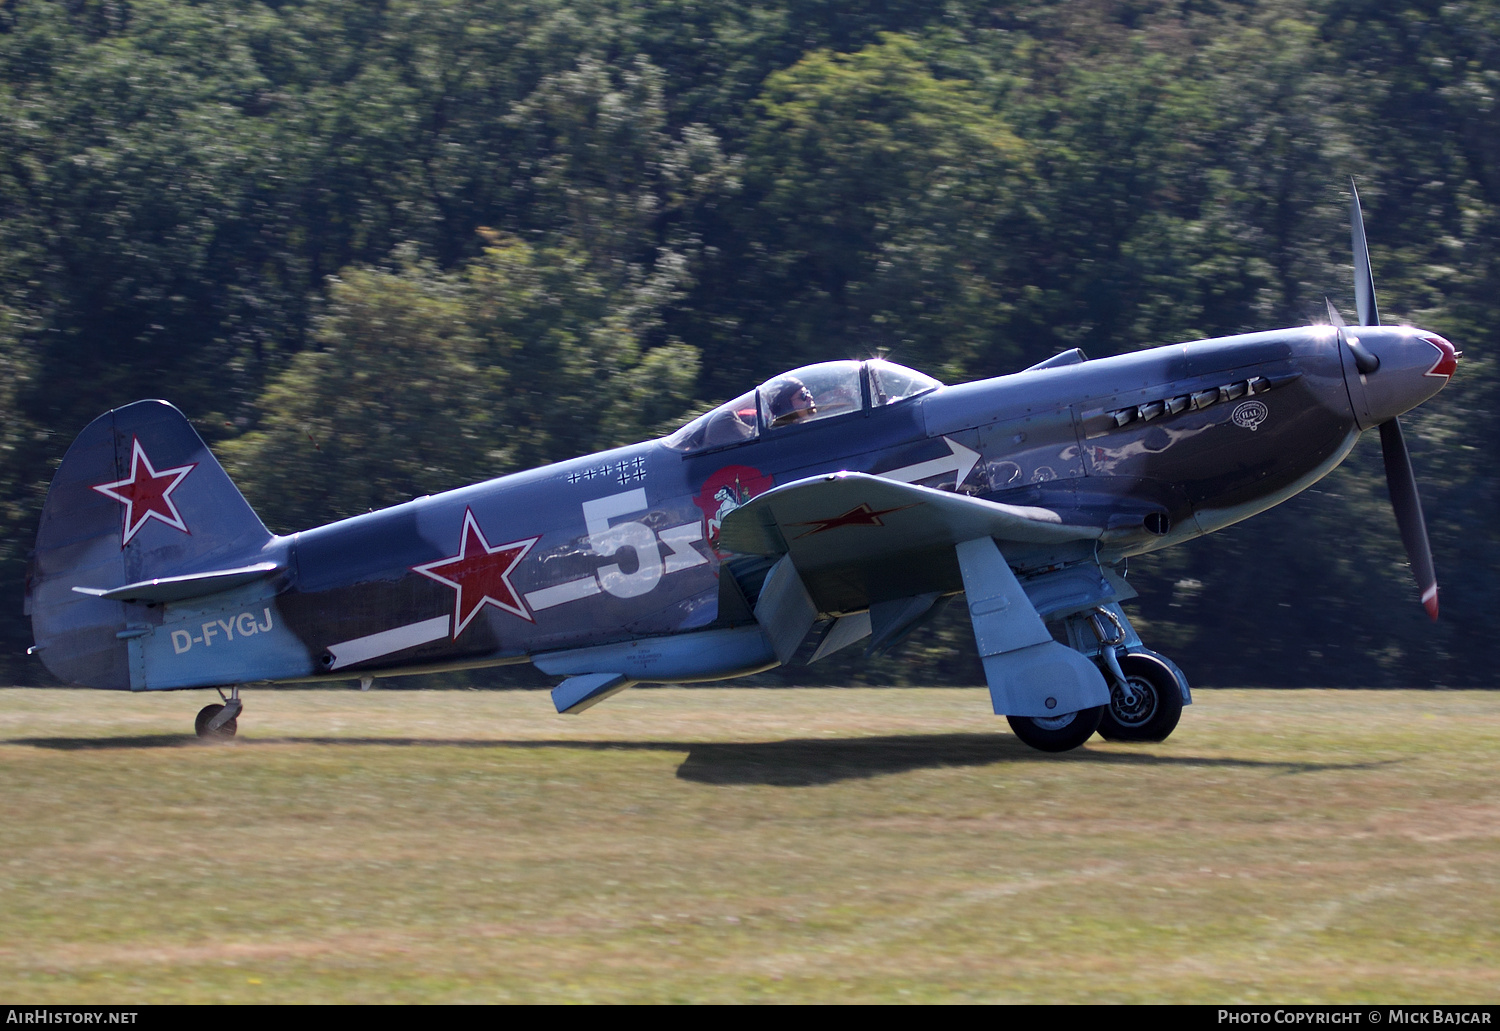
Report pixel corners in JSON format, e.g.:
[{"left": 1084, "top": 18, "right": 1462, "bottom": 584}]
[
  {"left": 327, "top": 616, "right": 450, "bottom": 670},
  {"left": 880, "top": 436, "right": 982, "bottom": 488}
]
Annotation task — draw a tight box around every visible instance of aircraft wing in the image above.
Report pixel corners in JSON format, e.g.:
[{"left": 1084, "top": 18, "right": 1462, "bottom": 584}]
[{"left": 721, "top": 472, "right": 1101, "bottom": 557}]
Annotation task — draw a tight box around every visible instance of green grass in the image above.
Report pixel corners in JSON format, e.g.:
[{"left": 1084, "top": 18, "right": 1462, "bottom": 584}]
[{"left": 1, "top": 686, "right": 1497, "bottom": 1003}]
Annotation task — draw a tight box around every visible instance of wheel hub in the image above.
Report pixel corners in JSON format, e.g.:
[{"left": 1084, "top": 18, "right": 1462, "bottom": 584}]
[
  {"left": 1110, "top": 676, "right": 1158, "bottom": 726},
  {"left": 1031, "top": 711, "right": 1078, "bottom": 731}
]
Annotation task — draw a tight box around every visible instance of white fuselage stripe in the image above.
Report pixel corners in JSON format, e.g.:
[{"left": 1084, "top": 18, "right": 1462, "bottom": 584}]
[
  {"left": 525, "top": 576, "right": 602, "bottom": 611},
  {"left": 327, "top": 616, "right": 451, "bottom": 670}
]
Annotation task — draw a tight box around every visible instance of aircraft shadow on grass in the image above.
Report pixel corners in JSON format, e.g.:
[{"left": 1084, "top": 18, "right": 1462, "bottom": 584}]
[{"left": 4, "top": 733, "right": 1404, "bottom": 787}]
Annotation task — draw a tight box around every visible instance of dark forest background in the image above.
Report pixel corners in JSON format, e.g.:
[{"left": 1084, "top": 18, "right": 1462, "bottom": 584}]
[{"left": 3, "top": 0, "right": 1497, "bottom": 688}]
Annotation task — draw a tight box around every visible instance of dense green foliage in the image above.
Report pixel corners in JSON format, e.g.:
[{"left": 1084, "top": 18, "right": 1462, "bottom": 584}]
[{"left": 3, "top": 0, "right": 1497, "bottom": 687}]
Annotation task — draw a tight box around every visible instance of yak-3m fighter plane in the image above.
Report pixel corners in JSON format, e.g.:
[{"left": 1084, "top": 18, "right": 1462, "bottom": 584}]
[{"left": 26, "top": 186, "right": 1458, "bottom": 751}]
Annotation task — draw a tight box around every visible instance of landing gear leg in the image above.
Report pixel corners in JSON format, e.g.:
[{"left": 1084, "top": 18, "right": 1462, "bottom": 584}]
[{"left": 195, "top": 685, "right": 243, "bottom": 740}]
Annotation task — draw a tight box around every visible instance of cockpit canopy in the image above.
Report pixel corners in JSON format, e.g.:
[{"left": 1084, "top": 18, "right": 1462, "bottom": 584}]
[{"left": 662, "top": 359, "right": 942, "bottom": 453}]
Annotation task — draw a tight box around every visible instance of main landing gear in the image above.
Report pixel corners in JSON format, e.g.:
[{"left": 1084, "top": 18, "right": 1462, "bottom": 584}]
[
  {"left": 195, "top": 685, "right": 243, "bottom": 741},
  {"left": 1019, "top": 604, "right": 1188, "bottom": 752}
]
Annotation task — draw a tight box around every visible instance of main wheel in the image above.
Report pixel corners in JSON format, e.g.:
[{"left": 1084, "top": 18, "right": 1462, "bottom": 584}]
[
  {"left": 1096, "top": 652, "right": 1183, "bottom": 742},
  {"left": 195, "top": 703, "right": 238, "bottom": 740},
  {"left": 1006, "top": 705, "right": 1103, "bottom": 753}
]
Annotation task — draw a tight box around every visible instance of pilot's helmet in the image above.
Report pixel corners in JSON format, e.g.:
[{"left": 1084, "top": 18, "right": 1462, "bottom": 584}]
[{"left": 768, "top": 377, "right": 816, "bottom": 426}]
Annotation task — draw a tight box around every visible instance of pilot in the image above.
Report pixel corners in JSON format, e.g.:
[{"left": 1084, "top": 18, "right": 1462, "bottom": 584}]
[{"left": 768, "top": 377, "right": 817, "bottom": 428}]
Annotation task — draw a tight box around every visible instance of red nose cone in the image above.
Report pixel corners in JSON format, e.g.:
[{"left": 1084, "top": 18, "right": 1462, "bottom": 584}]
[{"left": 1422, "top": 335, "right": 1459, "bottom": 380}]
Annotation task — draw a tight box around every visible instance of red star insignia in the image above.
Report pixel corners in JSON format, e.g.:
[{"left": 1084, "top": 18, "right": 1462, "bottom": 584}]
[
  {"left": 791, "top": 502, "right": 915, "bottom": 539},
  {"left": 91, "top": 437, "right": 197, "bottom": 546},
  {"left": 413, "top": 508, "right": 540, "bottom": 636}
]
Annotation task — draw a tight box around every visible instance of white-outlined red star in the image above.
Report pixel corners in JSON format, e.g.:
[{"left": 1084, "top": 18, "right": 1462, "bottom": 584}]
[
  {"left": 91, "top": 437, "right": 197, "bottom": 547},
  {"left": 413, "top": 507, "right": 540, "bottom": 637}
]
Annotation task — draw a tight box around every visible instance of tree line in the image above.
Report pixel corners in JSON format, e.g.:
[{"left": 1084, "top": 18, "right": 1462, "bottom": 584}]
[{"left": 3, "top": 0, "right": 1497, "bottom": 687}]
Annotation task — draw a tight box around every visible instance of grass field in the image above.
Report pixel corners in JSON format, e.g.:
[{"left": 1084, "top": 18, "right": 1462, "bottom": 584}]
[{"left": 1, "top": 686, "right": 1497, "bottom": 1003}]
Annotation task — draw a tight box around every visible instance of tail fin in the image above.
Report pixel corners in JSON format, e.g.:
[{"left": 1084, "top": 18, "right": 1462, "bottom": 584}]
[{"left": 30, "top": 400, "right": 274, "bottom": 688}]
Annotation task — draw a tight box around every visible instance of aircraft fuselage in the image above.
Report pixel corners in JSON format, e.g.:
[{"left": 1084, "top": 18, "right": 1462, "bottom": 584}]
[{"left": 31, "top": 322, "right": 1455, "bottom": 694}]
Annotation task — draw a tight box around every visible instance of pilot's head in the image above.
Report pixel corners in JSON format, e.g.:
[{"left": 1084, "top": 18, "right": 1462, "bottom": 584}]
[{"left": 768, "top": 378, "right": 816, "bottom": 427}]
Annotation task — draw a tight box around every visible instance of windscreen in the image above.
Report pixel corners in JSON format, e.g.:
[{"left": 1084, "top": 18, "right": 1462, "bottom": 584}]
[{"left": 867, "top": 359, "right": 942, "bottom": 406}]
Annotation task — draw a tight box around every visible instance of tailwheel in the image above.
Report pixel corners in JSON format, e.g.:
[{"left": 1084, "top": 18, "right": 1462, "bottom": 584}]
[
  {"left": 1006, "top": 705, "right": 1104, "bottom": 753},
  {"left": 195, "top": 704, "right": 237, "bottom": 739},
  {"left": 195, "top": 686, "right": 243, "bottom": 740},
  {"left": 1097, "top": 652, "right": 1183, "bottom": 742}
]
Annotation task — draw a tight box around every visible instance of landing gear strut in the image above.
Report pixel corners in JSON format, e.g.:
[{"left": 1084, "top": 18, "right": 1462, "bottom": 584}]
[
  {"left": 1056, "top": 604, "right": 1190, "bottom": 746},
  {"left": 195, "top": 685, "right": 242, "bottom": 740}
]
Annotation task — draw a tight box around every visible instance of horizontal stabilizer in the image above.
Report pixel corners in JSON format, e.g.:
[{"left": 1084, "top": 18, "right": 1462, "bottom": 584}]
[{"left": 72, "top": 561, "right": 283, "bottom": 605}]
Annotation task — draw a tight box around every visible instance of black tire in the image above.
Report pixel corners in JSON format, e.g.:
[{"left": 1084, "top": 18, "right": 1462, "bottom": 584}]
[
  {"left": 1006, "top": 705, "right": 1104, "bottom": 753},
  {"left": 1096, "top": 652, "right": 1183, "bottom": 742},
  {"left": 195, "top": 703, "right": 238, "bottom": 740}
]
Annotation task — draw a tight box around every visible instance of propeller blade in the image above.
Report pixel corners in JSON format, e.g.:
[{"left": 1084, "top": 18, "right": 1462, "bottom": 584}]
[
  {"left": 1378, "top": 418, "right": 1438, "bottom": 620},
  {"left": 1350, "top": 179, "right": 1381, "bottom": 327},
  {"left": 1325, "top": 296, "right": 1380, "bottom": 373}
]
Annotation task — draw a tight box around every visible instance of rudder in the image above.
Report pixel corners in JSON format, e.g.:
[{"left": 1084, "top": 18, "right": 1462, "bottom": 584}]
[{"left": 29, "top": 400, "right": 275, "bottom": 688}]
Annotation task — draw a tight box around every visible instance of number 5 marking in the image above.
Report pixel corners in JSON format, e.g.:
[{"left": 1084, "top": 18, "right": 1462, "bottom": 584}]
[{"left": 583, "top": 489, "right": 662, "bottom": 599}]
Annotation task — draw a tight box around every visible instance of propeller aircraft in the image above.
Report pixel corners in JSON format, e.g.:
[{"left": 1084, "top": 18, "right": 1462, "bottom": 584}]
[{"left": 26, "top": 184, "right": 1458, "bottom": 751}]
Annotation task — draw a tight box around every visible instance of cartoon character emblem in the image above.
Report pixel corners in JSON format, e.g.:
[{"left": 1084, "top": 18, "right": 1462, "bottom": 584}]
[
  {"left": 1232, "top": 399, "right": 1269, "bottom": 431},
  {"left": 693, "top": 464, "right": 774, "bottom": 556}
]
